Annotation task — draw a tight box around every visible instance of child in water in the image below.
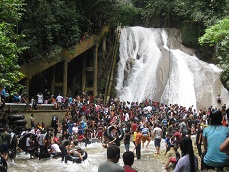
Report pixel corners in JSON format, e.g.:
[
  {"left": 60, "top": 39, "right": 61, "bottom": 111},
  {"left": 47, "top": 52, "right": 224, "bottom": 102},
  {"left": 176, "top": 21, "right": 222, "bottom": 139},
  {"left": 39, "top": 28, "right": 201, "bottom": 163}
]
[{"left": 164, "top": 146, "right": 180, "bottom": 170}]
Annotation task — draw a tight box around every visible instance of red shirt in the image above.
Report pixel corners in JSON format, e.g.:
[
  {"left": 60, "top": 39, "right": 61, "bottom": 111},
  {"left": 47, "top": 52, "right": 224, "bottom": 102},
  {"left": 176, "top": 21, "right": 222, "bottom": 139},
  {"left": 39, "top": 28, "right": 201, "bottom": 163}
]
[
  {"left": 132, "top": 123, "right": 137, "bottom": 132},
  {"left": 123, "top": 165, "right": 138, "bottom": 172}
]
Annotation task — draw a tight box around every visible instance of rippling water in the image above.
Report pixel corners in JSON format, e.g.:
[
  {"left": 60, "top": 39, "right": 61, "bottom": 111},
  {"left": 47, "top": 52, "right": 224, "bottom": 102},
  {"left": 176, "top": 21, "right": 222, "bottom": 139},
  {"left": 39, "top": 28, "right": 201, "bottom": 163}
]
[{"left": 8, "top": 140, "right": 166, "bottom": 172}]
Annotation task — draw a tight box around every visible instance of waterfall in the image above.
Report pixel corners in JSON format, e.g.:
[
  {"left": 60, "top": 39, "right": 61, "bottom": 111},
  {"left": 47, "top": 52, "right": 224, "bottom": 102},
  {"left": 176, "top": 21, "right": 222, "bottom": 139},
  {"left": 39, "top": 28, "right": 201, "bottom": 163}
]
[{"left": 116, "top": 26, "right": 229, "bottom": 110}]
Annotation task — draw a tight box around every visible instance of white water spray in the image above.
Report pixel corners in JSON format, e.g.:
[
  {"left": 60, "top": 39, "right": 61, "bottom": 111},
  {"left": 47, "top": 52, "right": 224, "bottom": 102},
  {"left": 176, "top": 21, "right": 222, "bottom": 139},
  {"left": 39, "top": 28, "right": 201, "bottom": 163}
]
[{"left": 116, "top": 27, "right": 229, "bottom": 110}]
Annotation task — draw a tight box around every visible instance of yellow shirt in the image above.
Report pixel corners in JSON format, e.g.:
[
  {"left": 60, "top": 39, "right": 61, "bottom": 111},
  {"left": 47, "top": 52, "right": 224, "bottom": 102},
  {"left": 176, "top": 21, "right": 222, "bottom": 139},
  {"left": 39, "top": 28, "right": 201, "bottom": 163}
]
[{"left": 133, "top": 131, "right": 137, "bottom": 141}]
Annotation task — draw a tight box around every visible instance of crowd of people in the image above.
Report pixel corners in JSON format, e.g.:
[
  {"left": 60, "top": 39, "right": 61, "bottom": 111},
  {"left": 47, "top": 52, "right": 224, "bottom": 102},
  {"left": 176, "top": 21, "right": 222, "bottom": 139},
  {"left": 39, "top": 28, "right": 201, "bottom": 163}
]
[
  {"left": 24, "top": 93, "right": 229, "bottom": 171},
  {"left": 97, "top": 104, "right": 229, "bottom": 172},
  {"left": 1, "top": 88, "right": 229, "bottom": 172}
]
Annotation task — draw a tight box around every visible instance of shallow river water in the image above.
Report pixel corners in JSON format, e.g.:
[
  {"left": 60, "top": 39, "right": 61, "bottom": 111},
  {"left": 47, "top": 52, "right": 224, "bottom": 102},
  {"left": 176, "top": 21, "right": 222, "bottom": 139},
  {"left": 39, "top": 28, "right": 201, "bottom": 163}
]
[{"left": 7, "top": 140, "right": 166, "bottom": 172}]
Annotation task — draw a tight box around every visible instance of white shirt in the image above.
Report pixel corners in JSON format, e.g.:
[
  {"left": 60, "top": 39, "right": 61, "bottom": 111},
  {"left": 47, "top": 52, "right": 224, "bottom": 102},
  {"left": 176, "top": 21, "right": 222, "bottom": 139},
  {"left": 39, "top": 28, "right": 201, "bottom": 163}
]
[
  {"left": 72, "top": 126, "right": 78, "bottom": 134},
  {"left": 37, "top": 94, "right": 43, "bottom": 104},
  {"left": 56, "top": 95, "right": 63, "bottom": 103},
  {"left": 51, "top": 143, "right": 61, "bottom": 153},
  {"left": 153, "top": 127, "right": 162, "bottom": 139},
  {"left": 26, "top": 137, "right": 30, "bottom": 147},
  {"left": 174, "top": 154, "right": 198, "bottom": 172},
  {"left": 124, "top": 113, "right": 129, "bottom": 122}
]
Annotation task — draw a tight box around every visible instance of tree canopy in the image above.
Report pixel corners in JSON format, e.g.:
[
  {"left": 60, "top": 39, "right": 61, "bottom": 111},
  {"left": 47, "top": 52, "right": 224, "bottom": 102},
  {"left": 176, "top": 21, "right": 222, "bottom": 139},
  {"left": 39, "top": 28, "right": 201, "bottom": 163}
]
[
  {"left": 18, "top": 0, "right": 121, "bottom": 64},
  {"left": 199, "top": 17, "right": 229, "bottom": 89},
  {"left": 0, "top": 0, "right": 25, "bottom": 91}
]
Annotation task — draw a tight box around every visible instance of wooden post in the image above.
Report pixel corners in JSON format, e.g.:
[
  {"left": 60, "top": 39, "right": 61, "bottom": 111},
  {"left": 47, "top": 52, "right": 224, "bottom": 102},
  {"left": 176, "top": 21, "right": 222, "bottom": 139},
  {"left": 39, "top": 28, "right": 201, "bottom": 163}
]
[
  {"left": 93, "top": 43, "right": 99, "bottom": 97},
  {"left": 51, "top": 65, "right": 55, "bottom": 96},
  {"left": 63, "top": 61, "right": 68, "bottom": 97},
  {"left": 82, "top": 53, "right": 86, "bottom": 92},
  {"left": 102, "top": 36, "right": 107, "bottom": 58}
]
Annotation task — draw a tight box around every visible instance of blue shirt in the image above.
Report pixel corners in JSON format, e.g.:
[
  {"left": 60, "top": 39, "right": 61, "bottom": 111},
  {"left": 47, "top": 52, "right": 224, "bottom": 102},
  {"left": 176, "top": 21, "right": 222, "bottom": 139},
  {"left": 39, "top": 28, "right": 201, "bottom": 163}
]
[
  {"left": 0, "top": 89, "right": 6, "bottom": 98},
  {"left": 165, "top": 137, "right": 171, "bottom": 147},
  {"left": 203, "top": 125, "right": 229, "bottom": 167},
  {"left": 67, "top": 123, "right": 74, "bottom": 135}
]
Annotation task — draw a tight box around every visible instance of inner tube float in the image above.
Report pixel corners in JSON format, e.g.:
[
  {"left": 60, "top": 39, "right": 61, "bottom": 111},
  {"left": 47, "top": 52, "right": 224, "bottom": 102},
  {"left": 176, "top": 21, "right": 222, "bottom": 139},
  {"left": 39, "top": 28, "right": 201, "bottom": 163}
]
[
  {"left": 10, "top": 119, "right": 27, "bottom": 126},
  {"left": 8, "top": 114, "right": 25, "bottom": 120},
  {"left": 18, "top": 133, "right": 38, "bottom": 154},
  {"left": 106, "top": 125, "right": 124, "bottom": 141},
  {"left": 8, "top": 133, "right": 17, "bottom": 159},
  {"left": 15, "top": 125, "right": 27, "bottom": 131},
  {"left": 68, "top": 149, "right": 88, "bottom": 163}
]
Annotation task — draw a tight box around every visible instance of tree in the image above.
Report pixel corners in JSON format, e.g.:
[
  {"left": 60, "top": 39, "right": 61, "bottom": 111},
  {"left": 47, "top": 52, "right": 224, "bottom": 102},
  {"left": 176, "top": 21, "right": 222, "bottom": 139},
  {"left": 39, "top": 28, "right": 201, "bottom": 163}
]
[
  {"left": 0, "top": 0, "right": 26, "bottom": 91},
  {"left": 17, "top": 0, "right": 124, "bottom": 64},
  {"left": 173, "top": 0, "right": 229, "bottom": 27},
  {"left": 18, "top": 0, "right": 81, "bottom": 63},
  {"left": 199, "top": 17, "right": 229, "bottom": 89}
]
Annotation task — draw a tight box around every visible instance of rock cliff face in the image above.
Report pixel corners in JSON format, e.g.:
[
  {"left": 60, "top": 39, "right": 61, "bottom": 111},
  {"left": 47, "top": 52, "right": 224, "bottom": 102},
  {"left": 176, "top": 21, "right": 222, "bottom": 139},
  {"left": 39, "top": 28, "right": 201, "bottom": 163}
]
[{"left": 116, "top": 27, "right": 229, "bottom": 110}]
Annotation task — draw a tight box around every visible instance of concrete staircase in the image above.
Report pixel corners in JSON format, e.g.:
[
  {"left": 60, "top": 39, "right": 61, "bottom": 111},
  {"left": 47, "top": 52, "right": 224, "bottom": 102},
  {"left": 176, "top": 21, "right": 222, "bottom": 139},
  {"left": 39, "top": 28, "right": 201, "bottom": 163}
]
[{"left": 20, "top": 25, "right": 110, "bottom": 79}]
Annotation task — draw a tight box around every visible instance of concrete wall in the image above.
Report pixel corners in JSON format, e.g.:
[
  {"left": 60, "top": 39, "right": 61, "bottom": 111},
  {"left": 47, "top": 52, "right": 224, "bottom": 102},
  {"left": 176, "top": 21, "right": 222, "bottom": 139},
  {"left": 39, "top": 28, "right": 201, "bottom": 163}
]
[{"left": 16, "top": 110, "right": 68, "bottom": 129}]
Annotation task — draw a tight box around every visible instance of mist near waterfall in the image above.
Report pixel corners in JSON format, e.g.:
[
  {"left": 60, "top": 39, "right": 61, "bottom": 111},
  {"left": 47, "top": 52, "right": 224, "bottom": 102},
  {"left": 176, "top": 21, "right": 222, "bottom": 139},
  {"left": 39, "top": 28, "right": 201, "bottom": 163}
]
[{"left": 116, "top": 27, "right": 229, "bottom": 110}]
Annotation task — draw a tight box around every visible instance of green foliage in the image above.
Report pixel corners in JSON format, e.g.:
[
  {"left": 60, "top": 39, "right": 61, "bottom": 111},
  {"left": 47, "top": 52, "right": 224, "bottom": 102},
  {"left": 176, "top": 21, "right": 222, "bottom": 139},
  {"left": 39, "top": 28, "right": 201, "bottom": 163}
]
[
  {"left": 110, "top": 5, "right": 142, "bottom": 26},
  {"left": 141, "top": 0, "right": 229, "bottom": 28},
  {"left": 142, "top": 0, "right": 176, "bottom": 27},
  {"left": 0, "top": 0, "right": 25, "bottom": 91},
  {"left": 18, "top": 0, "right": 125, "bottom": 63},
  {"left": 199, "top": 17, "right": 229, "bottom": 89},
  {"left": 0, "top": 0, "right": 25, "bottom": 22},
  {"left": 181, "top": 22, "right": 202, "bottom": 47},
  {"left": 199, "top": 17, "right": 229, "bottom": 46},
  {"left": 174, "top": 0, "right": 229, "bottom": 27},
  {"left": 18, "top": 0, "right": 81, "bottom": 63}
]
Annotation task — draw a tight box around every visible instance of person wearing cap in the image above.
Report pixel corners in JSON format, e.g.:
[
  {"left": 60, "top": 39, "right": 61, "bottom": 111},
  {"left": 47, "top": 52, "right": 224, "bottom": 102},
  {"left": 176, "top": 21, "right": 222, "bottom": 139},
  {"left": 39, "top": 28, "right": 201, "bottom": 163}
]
[{"left": 98, "top": 145, "right": 124, "bottom": 172}]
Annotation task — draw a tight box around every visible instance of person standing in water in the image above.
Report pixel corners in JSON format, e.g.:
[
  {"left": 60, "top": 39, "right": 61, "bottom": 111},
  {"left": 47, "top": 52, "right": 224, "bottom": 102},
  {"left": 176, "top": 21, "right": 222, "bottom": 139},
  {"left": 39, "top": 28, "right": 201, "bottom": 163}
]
[
  {"left": 135, "top": 128, "right": 142, "bottom": 159},
  {"left": 152, "top": 123, "right": 162, "bottom": 154},
  {"left": 0, "top": 128, "right": 10, "bottom": 160},
  {"left": 123, "top": 130, "right": 130, "bottom": 152}
]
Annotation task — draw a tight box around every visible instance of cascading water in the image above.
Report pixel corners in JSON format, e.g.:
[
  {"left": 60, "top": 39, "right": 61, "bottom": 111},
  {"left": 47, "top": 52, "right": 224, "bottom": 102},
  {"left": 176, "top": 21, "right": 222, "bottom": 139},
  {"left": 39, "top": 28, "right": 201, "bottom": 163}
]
[
  {"left": 8, "top": 141, "right": 165, "bottom": 172},
  {"left": 116, "top": 27, "right": 229, "bottom": 110}
]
